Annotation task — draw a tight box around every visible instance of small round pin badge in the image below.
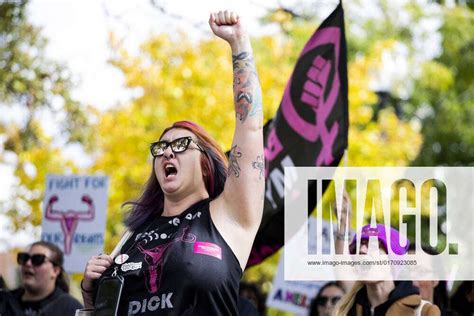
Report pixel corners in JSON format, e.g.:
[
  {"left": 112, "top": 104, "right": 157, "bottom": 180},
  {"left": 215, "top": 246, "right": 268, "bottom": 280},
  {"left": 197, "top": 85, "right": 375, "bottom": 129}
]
[{"left": 114, "top": 254, "right": 129, "bottom": 265}]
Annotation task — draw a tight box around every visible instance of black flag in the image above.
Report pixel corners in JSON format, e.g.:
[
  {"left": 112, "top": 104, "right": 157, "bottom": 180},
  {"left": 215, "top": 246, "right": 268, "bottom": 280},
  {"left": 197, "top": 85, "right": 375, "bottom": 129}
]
[{"left": 247, "top": 2, "right": 349, "bottom": 267}]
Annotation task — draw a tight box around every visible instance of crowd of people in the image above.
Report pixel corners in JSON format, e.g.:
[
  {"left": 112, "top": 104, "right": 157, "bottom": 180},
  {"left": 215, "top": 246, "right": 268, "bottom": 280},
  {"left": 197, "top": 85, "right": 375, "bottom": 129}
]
[
  {"left": 0, "top": 8, "right": 472, "bottom": 316},
  {"left": 0, "top": 240, "right": 472, "bottom": 315}
]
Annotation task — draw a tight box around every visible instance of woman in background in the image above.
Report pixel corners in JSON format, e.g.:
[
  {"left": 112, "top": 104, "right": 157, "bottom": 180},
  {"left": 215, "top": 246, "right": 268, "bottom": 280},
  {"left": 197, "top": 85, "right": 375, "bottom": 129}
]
[
  {"left": 309, "top": 282, "right": 345, "bottom": 316},
  {"left": 0, "top": 241, "right": 82, "bottom": 315}
]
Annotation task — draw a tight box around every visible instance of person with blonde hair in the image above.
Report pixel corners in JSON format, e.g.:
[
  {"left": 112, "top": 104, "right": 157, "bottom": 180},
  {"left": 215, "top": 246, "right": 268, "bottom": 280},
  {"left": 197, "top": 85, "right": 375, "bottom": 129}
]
[{"left": 332, "top": 224, "right": 440, "bottom": 316}]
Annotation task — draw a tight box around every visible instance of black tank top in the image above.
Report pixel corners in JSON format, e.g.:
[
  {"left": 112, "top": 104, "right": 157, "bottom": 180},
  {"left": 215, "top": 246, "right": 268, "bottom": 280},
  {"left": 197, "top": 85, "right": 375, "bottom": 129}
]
[{"left": 99, "top": 199, "right": 242, "bottom": 316}]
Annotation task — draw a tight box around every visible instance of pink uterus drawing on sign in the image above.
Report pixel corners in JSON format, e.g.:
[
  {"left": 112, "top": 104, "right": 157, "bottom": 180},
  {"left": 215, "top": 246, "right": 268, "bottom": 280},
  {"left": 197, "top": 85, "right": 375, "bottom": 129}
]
[{"left": 45, "top": 194, "right": 95, "bottom": 254}]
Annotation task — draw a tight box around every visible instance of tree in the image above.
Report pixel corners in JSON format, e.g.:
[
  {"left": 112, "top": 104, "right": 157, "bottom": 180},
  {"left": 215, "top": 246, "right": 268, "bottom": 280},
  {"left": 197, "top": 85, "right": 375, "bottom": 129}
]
[
  {"left": 411, "top": 5, "right": 474, "bottom": 166},
  {"left": 0, "top": 0, "right": 90, "bottom": 235}
]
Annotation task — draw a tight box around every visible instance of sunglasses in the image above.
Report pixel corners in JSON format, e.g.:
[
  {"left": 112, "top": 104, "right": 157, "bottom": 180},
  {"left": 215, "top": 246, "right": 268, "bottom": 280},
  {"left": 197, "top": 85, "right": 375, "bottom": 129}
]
[
  {"left": 150, "top": 136, "right": 204, "bottom": 158},
  {"left": 17, "top": 252, "right": 57, "bottom": 267},
  {"left": 316, "top": 296, "right": 342, "bottom": 306}
]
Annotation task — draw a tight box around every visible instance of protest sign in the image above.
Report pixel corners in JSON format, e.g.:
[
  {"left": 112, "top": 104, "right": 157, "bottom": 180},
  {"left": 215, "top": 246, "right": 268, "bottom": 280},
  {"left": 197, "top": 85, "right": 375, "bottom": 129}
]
[{"left": 41, "top": 174, "right": 108, "bottom": 272}]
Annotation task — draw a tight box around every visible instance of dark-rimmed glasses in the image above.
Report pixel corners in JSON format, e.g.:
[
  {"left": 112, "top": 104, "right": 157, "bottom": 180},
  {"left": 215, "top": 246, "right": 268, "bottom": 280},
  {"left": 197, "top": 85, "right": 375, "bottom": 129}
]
[
  {"left": 17, "top": 252, "right": 57, "bottom": 267},
  {"left": 150, "top": 136, "right": 204, "bottom": 157},
  {"left": 316, "top": 296, "right": 342, "bottom": 306}
]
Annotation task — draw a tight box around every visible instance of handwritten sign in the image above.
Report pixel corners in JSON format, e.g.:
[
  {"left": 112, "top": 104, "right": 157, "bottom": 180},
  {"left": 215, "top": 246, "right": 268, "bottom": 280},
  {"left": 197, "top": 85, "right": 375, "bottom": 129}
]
[{"left": 41, "top": 174, "right": 109, "bottom": 272}]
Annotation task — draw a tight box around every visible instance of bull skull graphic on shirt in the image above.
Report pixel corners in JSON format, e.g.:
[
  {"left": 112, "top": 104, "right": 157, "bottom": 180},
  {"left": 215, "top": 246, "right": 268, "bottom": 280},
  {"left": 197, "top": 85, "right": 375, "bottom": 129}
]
[{"left": 138, "top": 227, "right": 196, "bottom": 294}]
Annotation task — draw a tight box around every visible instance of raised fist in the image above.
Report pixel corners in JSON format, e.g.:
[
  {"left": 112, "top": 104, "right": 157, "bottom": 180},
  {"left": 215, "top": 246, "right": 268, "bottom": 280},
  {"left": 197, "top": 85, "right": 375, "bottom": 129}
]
[{"left": 209, "top": 10, "right": 248, "bottom": 45}]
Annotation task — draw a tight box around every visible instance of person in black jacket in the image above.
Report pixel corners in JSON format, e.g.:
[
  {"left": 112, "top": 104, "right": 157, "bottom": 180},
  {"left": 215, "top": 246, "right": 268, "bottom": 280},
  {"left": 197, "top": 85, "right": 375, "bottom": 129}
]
[{"left": 0, "top": 241, "right": 82, "bottom": 315}]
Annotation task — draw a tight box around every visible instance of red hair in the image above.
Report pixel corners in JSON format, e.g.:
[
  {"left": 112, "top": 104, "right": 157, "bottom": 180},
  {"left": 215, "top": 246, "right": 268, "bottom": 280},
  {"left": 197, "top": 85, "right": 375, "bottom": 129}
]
[
  {"left": 124, "top": 121, "right": 228, "bottom": 230},
  {"left": 160, "top": 121, "right": 228, "bottom": 196}
]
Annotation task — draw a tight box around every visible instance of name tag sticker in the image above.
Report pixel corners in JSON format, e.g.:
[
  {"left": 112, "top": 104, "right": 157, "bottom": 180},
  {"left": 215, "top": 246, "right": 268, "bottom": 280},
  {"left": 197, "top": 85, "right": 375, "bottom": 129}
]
[{"left": 193, "top": 242, "right": 222, "bottom": 260}]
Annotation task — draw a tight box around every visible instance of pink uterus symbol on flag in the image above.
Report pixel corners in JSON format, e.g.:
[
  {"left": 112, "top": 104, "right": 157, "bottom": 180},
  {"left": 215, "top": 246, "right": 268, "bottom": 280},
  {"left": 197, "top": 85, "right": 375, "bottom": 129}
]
[
  {"left": 281, "top": 28, "right": 342, "bottom": 166},
  {"left": 45, "top": 195, "right": 95, "bottom": 254}
]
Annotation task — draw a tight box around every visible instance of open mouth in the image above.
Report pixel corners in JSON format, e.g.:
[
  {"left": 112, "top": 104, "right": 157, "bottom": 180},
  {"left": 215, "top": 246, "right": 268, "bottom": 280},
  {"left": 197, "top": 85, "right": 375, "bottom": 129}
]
[
  {"left": 23, "top": 271, "right": 35, "bottom": 278},
  {"left": 164, "top": 163, "right": 177, "bottom": 178}
]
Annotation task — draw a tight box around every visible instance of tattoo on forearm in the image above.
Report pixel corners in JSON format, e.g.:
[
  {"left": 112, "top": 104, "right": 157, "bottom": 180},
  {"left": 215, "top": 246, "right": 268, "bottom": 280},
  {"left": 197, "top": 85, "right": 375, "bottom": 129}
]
[
  {"left": 232, "top": 51, "right": 262, "bottom": 123},
  {"left": 252, "top": 155, "right": 264, "bottom": 180},
  {"left": 228, "top": 145, "right": 242, "bottom": 178}
]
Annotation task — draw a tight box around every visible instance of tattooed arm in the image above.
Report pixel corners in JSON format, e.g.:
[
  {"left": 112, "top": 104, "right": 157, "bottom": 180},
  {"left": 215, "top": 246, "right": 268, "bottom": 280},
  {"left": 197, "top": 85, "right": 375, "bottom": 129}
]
[{"left": 209, "top": 11, "right": 264, "bottom": 263}]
